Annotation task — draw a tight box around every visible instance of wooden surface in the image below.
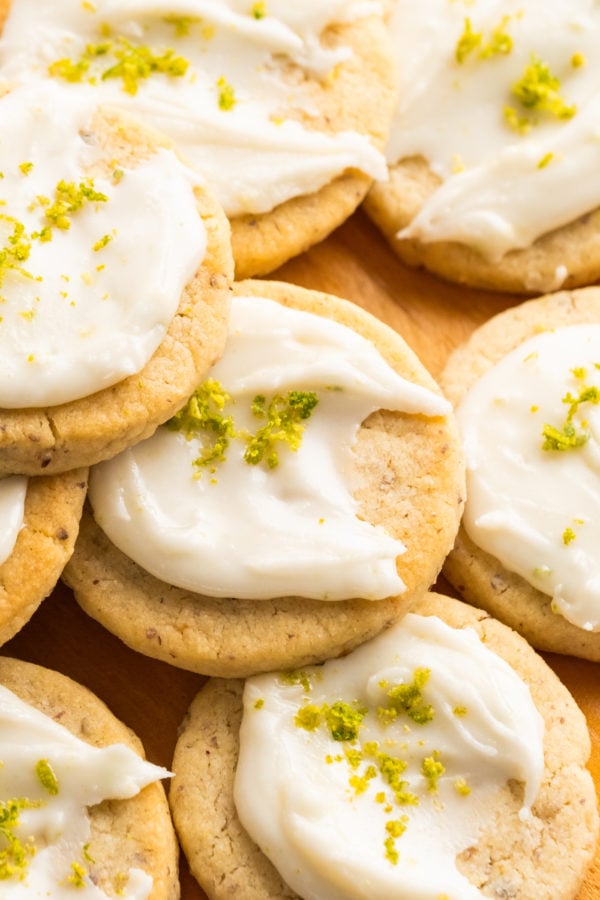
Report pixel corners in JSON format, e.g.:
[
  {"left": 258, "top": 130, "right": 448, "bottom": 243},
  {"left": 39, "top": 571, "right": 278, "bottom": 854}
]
[{"left": 2, "top": 208, "right": 599, "bottom": 899}]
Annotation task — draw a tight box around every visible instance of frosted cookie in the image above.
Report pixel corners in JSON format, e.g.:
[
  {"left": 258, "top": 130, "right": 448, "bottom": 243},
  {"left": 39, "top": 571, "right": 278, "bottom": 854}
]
[
  {"left": 62, "top": 279, "right": 464, "bottom": 677},
  {"left": 169, "top": 592, "right": 599, "bottom": 900},
  {"left": 0, "top": 468, "right": 86, "bottom": 646},
  {"left": 0, "top": 656, "right": 178, "bottom": 898},
  {"left": 0, "top": 0, "right": 395, "bottom": 278},
  {"left": 441, "top": 287, "right": 600, "bottom": 660},
  {"left": 0, "top": 79, "right": 232, "bottom": 477},
  {"left": 364, "top": 1, "right": 600, "bottom": 294}
]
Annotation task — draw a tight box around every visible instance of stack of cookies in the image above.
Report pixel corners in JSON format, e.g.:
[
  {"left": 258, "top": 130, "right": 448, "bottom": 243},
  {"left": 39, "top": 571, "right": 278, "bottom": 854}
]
[{"left": 0, "top": 2, "right": 597, "bottom": 899}]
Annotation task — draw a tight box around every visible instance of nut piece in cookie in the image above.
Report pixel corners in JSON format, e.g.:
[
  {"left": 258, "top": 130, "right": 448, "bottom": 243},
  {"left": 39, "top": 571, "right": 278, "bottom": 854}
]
[
  {"left": 170, "top": 593, "right": 598, "bottom": 900},
  {"left": 0, "top": 79, "right": 232, "bottom": 476},
  {"left": 63, "top": 280, "right": 464, "bottom": 677},
  {"left": 441, "top": 287, "right": 600, "bottom": 660},
  {"left": 365, "top": 1, "right": 600, "bottom": 294},
  {"left": 0, "top": 656, "right": 179, "bottom": 899}
]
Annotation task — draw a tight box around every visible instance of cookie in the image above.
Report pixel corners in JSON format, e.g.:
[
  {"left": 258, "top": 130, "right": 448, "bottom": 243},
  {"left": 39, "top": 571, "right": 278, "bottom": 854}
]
[
  {"left": 0, "top": 655, "right": 178, "bottom": 898},
  {"left": 0, "top": 1, "right": 395, "bottom": 278},
  {"left": 0, "top": 468, "right": 87, "bottom": 646},
  {"left": 0, "top": 79, "right": 232, "bottom": 477},
  {"left": 364, "top": 2, "right": 600, "bottom": 294},
  {"left": 441, "top": 287, "right": 600, "bottom": 660},
  {"left": 169, "top": 592, "right": 598, "bottom": 900},
  {"left": 62, "top": 279, "right": 464, "bottom": 677}
]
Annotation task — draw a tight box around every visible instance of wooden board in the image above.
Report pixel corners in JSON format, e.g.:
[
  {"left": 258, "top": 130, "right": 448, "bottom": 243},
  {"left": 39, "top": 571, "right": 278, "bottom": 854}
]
[{"left": 2, "top": 208, "right": 599, "bottom": 899}]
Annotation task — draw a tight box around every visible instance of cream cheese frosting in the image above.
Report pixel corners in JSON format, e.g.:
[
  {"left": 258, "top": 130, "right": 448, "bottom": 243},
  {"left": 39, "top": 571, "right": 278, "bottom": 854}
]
[
  {"left": 0, "top": 0, "right": 387, "bottom": 217},
  {"left": 0, "top": 79, "right": 206, "bottom": 408},
  {"left": 88, "top": 294, "right": 450, "bottom": 601},
  {"left": 457, "top": 324, "right": 600, "bottom": 631},
  {"left": 387, "top": 0, "right": 600, "bottom": 261},
  {"left": 0, "top": 683, "right": 170, "bottom": 897},
  {"left": 234, "top": 612, "right": 545, "bottom": 900}
]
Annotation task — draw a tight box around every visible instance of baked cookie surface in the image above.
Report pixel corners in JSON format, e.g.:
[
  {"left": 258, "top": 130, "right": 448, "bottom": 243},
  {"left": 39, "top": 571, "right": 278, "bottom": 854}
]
[
  {"left": 0, "top": 1, "right": 395, "bottom": 279},
  {"left": 0, "top": 82, "right": 232, "bottom": 477},
  {"left": 0, "top": 656, "right": 179, "bottom": 899},
  {"left": 364, "top": 1, "right": 600, "bottom": 294},
  {"left": 441, "top": 288, "right": 600, "bottom": 660},
  {"left": 0, "top": 468, "right": 87, "bottom": 646},
  {"left": 62, "top": 279, "right": 464, "bottom": 677},
  {"left": 169, "top": 592, "right": 598, "bottom": 900}
]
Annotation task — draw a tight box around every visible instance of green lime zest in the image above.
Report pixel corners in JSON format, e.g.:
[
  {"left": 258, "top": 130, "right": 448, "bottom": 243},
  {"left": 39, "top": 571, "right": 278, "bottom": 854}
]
[
  {"left": 251, "top": 2, "right": 267, "bottom": 19},
  {"left": 216, "top": 76, "right": 236, "bottom": 111},
  {"left": 49, "top": 38, "right": 189, "bottom": 94},
  {"left": 169, "top": 382, "right": 319, "bottom": 473},
  {"left": 541, "top": 384, "right": 600, "bottom": 451},
  {"left": 455, "top": 16, "right": 512, "bottom": 64},
  {"left": 507, "top": 53, "right": 576, "bottom": 129},
  {"left": 0, "top": 798, "right": 38, "bottom": 880},
  {"left": 377, "top": 668, "right": 434, "bottom": 725},
  {"left": 67, "top": 860, "right": 87, "bottom": 888},
  {"left": 294, "top": 700, "right": 366, "bottom": 742},
  {"left": 455, "top": 18, "right": 482, "bottom": 63},
  {"left": 384, "top": 816, "right": 409, "bottom": 865},
  {"left": 35, "top": 759, "right": 59, "bottom": 796},
  {"left": 35, "top": 178, "right": 108, "bottom": 235},
  {"left": 163, "top": 14, "right": 201, "bottom": 36},
  {"left": 421, "top": 752, "right": 445, "bottom": 791},
  {"left": 243, "top": 390, "right": 319, "bottom": 469},
  {"left": 101, "top": 38, "right": 189, "bottom": 94},
  {"left": 0, "top": 215, "right": 33, "bottom": 288},
  {"left": 167, "top": 379, "right": 236, "bottom": 470}
]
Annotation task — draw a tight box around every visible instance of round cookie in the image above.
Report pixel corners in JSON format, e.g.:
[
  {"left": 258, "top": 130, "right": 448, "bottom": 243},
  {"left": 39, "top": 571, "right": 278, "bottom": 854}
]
[
  {"left": 364, "top": 3, "right": 600, "bottom": 294},
  {"left": 0, "top": 87, "right": 232, "bottom": 477},
  {"left": 62, "top": 279, "right": 464, "bottom": 678},
  {"left": 0, "top": 656, "right": 179, "bottom": 899},
  {"left": 0, "top": 468, "right": 87, "bottom": 646},
  {"left": 169, "top": 592, "right": 599, "bottom": 900},
  {"left": 0, "top": 2, "right": 396, "bottom": 279},
  {"left": 440, "top": 287, "right": 600, "bottom": 660}
]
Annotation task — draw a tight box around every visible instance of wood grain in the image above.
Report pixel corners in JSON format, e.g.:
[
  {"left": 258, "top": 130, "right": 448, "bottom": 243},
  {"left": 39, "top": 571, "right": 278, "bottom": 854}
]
[{"left": 2, "top": 207, "right": 598, "bottom": 899}]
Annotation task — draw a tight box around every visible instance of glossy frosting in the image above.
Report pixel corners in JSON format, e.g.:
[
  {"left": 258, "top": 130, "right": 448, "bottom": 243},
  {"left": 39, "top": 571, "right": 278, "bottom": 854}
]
[
  {"left": 0, "top": 0, "right": 387, "bottom": 216},
  {"left": 457, "top": 324, "right": 600, "bottom": 631},
  {"left": 0, "top": 476, "right": 27, "bottom": 565},
  {"left": 0, "top": 80, "right": 205, "bottom": 408},
  {"left": 235, "top": 613, "right": 545, "bottom": 900},
  {"left": 0, "top": 683, "right": 170, "bottom": 897},
  {"left": 88, "top": 295, "right": 450, "bottom": 601},
  {"left": 388, "top": 0, "right": 600, "bottom": 265}
]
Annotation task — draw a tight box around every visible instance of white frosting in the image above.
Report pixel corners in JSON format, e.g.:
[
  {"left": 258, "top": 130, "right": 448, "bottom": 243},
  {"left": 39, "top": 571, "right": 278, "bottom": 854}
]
[
  {"left": 0, "top": 475, "right": 27, "bottom": 565},
  {"left": 88, "top": 295, "right": 449, "bottom": 601},
  {"left": 0, "top": 0, "right": 387, "bottom": 217},
  {"left": 457, "top": 324, "right": 600, "bottom": 631},
  {"left": 387, "top": 0, "right": 600, "bottom": 261},
  {"left": 0, "top": 79, "right": 205, "bottom": 408},
  {"left": 235, "top": 612, "right": 545, "bottom": 900},
  {"left": 0, "top": 683, "right": 170, "bottom": 897}
]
